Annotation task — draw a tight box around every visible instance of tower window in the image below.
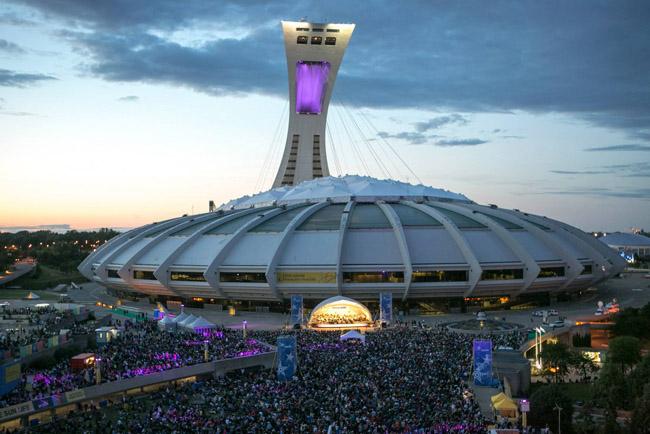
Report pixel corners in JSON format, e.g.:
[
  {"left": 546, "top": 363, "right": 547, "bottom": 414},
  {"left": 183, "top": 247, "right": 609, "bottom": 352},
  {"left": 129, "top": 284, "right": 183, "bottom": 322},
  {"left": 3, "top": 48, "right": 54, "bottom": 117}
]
[
  {"left": 297, "top": 36, "right": 308, "bottom": 44},
  {"left": 296, "top": 27, "right": 310, "bottom": 32},
  {"left": 326, "top": 28, "right": 340, "bottom": 33},
  {"left": 325, "top": 37, "right": 336, "bottom": 45},
  {"left": 312, "top": 28, "right": 324, "bottom": 32},
  {"left": 311, "top": 36, "right": 322, "bottom": 45}
]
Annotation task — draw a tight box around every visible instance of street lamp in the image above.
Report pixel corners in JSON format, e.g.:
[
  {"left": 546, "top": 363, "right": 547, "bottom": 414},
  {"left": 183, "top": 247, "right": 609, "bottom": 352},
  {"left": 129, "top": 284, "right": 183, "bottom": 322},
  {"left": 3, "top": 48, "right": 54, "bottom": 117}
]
[
  {"left": 535, "top": 327, "right": 546, "bottom": 369},
  {"left": 242, "top": 320, "right": 248, "bottom": 339}
]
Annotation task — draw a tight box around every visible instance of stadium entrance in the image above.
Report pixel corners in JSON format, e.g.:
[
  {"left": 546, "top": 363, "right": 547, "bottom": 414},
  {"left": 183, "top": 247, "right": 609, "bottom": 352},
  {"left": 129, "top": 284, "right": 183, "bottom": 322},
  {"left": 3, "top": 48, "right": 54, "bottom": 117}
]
[{"left": 308, "top": 296, "right": 373, "bottom": 329}]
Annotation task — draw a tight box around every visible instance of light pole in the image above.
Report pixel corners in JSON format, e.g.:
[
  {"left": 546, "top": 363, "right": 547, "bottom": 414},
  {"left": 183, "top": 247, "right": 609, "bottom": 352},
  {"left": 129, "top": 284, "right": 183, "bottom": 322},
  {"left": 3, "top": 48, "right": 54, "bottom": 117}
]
[
  {"left": 242, "top": 320, "right": 248, "bottom": 339},
  {"left": 553, "top": 403, "right": 562, "bottom": 434},
  {"left": 534, "top": 326, "right": 545, "bottom": 370}
]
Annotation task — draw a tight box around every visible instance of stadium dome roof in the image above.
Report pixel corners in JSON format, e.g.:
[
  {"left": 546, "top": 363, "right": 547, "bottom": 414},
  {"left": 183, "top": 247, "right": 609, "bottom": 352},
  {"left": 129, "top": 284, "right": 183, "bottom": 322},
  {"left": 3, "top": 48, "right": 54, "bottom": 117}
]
[
  {"left": 600, "top": 232, "right": 650, "bottom": 247},
  {"left": 220, "top": 175, "right": 469, "bottom": 209},
  {"left": 79, "top": 175, "right": 626, "bottom": 303}
]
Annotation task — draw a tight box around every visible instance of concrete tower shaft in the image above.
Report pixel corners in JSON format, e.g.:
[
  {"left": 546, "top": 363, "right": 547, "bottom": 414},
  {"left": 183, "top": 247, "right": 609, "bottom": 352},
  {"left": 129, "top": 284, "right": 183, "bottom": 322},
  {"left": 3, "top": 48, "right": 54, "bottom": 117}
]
[{"left": 272, "top": 21, "right": 355, "bottom": 188}]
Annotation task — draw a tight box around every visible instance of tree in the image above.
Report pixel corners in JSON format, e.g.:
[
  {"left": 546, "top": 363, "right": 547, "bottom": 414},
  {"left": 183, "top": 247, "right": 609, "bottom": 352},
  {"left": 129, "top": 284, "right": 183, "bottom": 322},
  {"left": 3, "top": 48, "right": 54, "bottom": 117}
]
[
  {"left": 573, "top": 352, "right": 597, "bottom": 382},
  {"left": 529, "top": 385, "right": 574, "bottom": 434},
  {"left": 595, "top": 362, "right": 632, "bottom": 412},
  {"left": 628, "top": 353, "right": 650, "bottom": 402},
  {"left": 608, "top": 336, "right": 641, "bottom": 374},
  {"left": 541, "top": 342, "right": 574, "bottom": 382},
  {"left": 630, "top": 384, "right": 650, "bottom": 434}
]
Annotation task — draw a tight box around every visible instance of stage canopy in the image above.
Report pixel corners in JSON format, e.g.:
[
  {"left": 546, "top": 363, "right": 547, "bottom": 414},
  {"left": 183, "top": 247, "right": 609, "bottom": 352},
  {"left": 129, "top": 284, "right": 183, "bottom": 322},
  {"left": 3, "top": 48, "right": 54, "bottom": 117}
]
[{"left": 309, "top": 296, "right": 372, "bottom": 328}]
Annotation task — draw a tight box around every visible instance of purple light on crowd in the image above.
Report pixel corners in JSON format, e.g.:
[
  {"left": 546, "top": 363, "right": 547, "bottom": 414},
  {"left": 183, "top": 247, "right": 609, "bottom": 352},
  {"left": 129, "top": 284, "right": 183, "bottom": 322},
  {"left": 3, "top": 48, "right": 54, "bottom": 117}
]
[{"left": 295, "top": 61, "right": 330, "bottom": 114}]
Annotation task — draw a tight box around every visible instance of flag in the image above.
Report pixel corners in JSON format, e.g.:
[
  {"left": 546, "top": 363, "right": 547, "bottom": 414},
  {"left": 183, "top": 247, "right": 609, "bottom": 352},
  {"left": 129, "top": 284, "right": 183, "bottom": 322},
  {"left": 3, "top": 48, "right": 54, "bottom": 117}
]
[
  {"left": 473, "top": 339, "right": 493, "bottom": 386},
  {"left": 380, "top": 292, "right": 392, "bottom": 323},
  {"left": 290, "top": 295, "right": 303, "bottom": 326},
  {"left": 277, "top": 335, "right": 297, "bottom": 381}
]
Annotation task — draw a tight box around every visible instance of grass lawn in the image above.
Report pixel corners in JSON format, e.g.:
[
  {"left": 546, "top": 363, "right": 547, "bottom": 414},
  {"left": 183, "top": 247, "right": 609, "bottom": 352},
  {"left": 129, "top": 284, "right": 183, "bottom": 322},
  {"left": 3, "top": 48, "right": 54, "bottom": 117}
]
[
  {"left": 531, "top": 382, "right": 594, "bottom": 402},
  {"left": 9, "top": 264, "right": 86, "bottom": 291}
]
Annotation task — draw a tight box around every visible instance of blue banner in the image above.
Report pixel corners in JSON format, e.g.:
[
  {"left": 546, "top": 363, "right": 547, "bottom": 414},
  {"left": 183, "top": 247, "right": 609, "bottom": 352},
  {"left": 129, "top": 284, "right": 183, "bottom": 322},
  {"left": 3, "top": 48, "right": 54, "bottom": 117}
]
[
  {"left": 473, "top": 339, "right": 493, "bottom": 386},
  {"left": 290, "top": 295, "right": 303, "bottom": 326},
  {"left": 380, "top": 292, "right": 392, "bottom": 323},
  {"left": 277, "top": 335, "right": 297, "bottom": 381}
]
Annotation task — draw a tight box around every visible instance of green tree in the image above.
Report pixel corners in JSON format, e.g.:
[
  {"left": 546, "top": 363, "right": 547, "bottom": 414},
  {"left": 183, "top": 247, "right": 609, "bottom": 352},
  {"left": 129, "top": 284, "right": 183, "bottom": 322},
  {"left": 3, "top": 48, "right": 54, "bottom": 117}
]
[
  {"left": 630, "top": 384, "right": 650, "bottom": 434},
  {"left": 628, "top": 353, "right": 650, "bottom": 399},
  {"left": 541, "top": 342, "right": 574, "bottom": 382},
  {"left": 529, "top": 384, "right": 574, "bottom": 434},
  {"left": 608, "top": 336, "right": 641, "bottom": 374}
]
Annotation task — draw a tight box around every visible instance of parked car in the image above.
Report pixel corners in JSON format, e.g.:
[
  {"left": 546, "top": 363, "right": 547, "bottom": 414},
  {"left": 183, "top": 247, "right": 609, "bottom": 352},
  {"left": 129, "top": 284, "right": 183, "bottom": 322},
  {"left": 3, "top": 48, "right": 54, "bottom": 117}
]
[
  {"left": 548, "top": 320, "right": 566, "bottom": 329},
  {"left": 477, "top": 312, "right": 487, "bottom": 320},
  {"left": 532, "top": 310, "right": 545, "bottom": 317},
  {"left": 594, "top": 308, "right": 604, "bottom": 316},
  {"left": 548, "top": 309, "right": 559, "bottom": 316}
]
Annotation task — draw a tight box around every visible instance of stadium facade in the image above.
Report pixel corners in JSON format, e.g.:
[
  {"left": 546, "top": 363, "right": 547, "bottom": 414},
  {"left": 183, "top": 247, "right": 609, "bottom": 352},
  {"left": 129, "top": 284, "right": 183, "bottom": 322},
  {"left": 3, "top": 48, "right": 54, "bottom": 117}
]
[{"left": 79, "top": 20, "right": 625, "bottom": 307}]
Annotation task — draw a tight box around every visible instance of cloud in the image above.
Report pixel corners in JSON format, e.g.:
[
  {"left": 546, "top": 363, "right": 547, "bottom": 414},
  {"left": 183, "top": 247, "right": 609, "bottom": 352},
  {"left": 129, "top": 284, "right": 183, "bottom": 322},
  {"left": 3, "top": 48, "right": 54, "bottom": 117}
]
[
  {"left": 0, "top": 39, "right": 25, "bottom": 54},
  {"left": 435, "top": 138, "right": 488, "bottom": 147},
  {"left": 584, "top": 144, "right": 650, "bottom": 152},
  {"left": 0, "top": 111, "right": 37, "bottom": 116},
  {"left": 414, "top": 114, "right": 467, "bottom": 132},
  {"left": 9, "top": 0, "right": 650, "bottom": 139},
  {"left": 550, "top": 170, "right": 611, "bottom": 175},
  {"left": 538, "top": 187, "right": 650, "bottom": 200},
  {"left": 118, "top": 95, "right": 139, "bottom": 102},
  {"left": 0, "top": 69, "right": 56, "bottom": 87},
  {"left": 377, "top": 131, "right": 434, "bottom": 145}
]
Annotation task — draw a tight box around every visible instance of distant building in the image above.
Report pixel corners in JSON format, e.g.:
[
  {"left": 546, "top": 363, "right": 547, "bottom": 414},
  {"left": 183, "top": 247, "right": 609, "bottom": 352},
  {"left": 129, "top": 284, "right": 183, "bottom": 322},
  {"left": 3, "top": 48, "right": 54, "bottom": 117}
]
[{"left": 600, "top": 232, "right": 650, "bottom": 258}]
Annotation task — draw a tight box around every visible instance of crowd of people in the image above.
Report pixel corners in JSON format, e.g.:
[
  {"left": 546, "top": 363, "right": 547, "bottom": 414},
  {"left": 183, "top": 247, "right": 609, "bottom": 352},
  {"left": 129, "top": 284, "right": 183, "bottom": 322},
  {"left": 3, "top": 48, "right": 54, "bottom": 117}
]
[
  {"left": 11, "top": 324, "right": 527, "bottom": 433},
  {"left": 0, "top": 306, "right": 79, "bottom": 355},
  {"left": 0, "top": 319, "right": 268, "bottom": 408}
]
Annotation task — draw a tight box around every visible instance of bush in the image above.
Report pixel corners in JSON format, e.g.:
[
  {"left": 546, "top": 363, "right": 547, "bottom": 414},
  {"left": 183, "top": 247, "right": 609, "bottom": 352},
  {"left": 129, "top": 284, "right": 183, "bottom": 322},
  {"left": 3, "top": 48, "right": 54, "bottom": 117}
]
[{"left": 529, "top": 384, "right": 574, "bottom": 434}]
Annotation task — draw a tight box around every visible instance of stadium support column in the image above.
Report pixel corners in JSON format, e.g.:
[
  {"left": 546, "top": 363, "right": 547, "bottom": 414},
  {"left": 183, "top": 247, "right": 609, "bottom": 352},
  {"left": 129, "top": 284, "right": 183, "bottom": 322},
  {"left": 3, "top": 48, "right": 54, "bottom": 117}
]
[{"left": 272, "top": 21, "right": 355, "bottom": 188}]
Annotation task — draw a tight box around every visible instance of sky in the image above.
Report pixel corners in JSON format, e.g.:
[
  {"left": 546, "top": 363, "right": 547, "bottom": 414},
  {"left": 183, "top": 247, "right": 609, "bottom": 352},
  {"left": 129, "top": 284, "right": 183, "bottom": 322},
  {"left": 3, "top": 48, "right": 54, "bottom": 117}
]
[{"left": 1, "top": 0, "right": 649, "bottom": 232}]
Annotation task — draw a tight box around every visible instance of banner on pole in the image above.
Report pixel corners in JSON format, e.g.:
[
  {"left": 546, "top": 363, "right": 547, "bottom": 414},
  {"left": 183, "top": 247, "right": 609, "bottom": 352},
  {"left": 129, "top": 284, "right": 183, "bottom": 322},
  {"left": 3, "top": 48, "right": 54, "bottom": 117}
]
[
  {"left": 290, "top": 295, "right": 303, "bottom": 326},
  {"left": 473, "top": 339, "right": 493, "bottom": 386},
  {"left": 277, "top": 335, "right": 297, "bottom": 381},
  {"left": 380, "top": 292, "right": 392, "bottom": 323}
]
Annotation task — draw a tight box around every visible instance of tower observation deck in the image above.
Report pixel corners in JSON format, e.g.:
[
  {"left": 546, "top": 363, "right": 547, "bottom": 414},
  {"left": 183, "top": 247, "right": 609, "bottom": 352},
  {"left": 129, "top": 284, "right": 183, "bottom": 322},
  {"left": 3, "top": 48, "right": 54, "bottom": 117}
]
[{"left": 272, "top": 20, "right": 355, "bottom": 188}]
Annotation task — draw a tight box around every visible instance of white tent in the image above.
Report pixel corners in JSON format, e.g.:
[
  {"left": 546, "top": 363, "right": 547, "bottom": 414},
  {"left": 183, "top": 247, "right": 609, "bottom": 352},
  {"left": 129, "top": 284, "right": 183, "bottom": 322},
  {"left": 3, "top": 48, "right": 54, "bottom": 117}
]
[
  {"left": 186, "top": 316, "right": 216, "bottom": 332},
  {"left": 172, "top": 312, "right": 188, "bottom": 323},
  {"left": 340, "top": 330, "right": 366, "bottom": 344},
  {"left": 158, "top": 315, "right": 177, "bottom": 331},
  {"left": 178, "top": 314, "right": 197, "bottom": 328}
]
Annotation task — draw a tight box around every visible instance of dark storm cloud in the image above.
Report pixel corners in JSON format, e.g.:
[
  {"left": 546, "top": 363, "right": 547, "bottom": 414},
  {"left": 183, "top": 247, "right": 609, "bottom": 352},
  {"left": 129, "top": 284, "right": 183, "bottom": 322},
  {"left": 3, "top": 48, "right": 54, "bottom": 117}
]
[
  {"left": 435, "top": 138, "right": 488, "bottom": 147},
  {"left": 11, "top": 0, "right": 650, "bottom": 138},
  {"left": 584, "top": 144, "right": 650, "bottom": 152},
  {"left": 0, "top": 69, "right": 56, "bottom": 87},
  {"left": 0, "top": 39, "right": 25, "bottom": 54}
]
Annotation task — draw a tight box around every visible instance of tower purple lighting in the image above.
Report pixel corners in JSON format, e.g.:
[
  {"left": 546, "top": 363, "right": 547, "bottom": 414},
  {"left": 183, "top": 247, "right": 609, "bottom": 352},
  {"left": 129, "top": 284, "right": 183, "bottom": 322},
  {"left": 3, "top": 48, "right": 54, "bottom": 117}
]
[{"left": 295, "top": 61, "right": 330, "bottom": 114}]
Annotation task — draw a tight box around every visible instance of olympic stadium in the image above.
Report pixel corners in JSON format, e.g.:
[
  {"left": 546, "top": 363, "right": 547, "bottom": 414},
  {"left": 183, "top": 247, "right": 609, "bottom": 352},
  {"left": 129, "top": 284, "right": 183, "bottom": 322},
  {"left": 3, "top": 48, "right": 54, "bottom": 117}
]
[{"left": 78, "top": 20, "right": 626, "bottom": 309}]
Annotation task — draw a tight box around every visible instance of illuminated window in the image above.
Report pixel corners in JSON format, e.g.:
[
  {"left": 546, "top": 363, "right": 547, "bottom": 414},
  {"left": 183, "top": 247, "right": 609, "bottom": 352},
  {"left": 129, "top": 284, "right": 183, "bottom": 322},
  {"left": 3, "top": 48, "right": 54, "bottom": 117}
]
[
  {"left": 325, "top": 37, "right": 336, "bottom": 45},
  {"left": 538, "top": 267, "right": 565, "bottom": 278},
  {"left": 170, "top": 271, "right": 206, "bottom": 282},
  {"left": 277, "top": 272, "right": 336, "bottom": 283},
  {"left": 296, "top": 27, "right": 310, "bottom": 31},
  {"left": 311, "top": 36, "right": 322, "bottom": 45},
  {"left": 343, "top": 271, "right": 404, "bottom": 283},
  {"left": 412, "top": 270, "right": 468, "bottom": 282},
  {"left": 219, "top": 272, "right": 267, "bottom": 283},
  {"left": 297, "top": 35, "right": 308, "bottom": 44},
  {"left": 133, "top": 270, "right": 156, "bottom": 280},
  {"left": 481, "top": 269, "right": 523, "bottom": 280}
]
